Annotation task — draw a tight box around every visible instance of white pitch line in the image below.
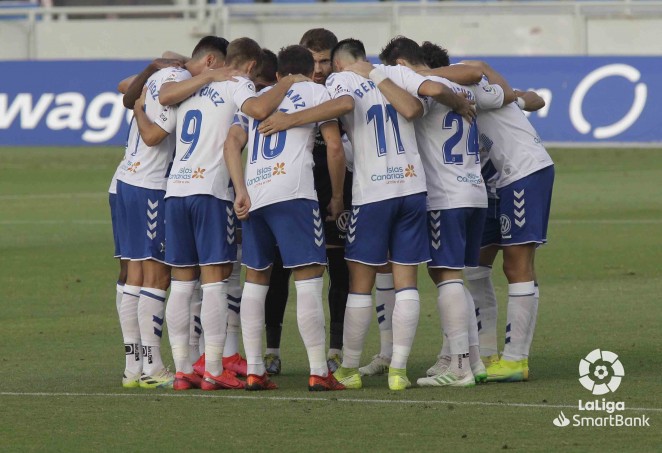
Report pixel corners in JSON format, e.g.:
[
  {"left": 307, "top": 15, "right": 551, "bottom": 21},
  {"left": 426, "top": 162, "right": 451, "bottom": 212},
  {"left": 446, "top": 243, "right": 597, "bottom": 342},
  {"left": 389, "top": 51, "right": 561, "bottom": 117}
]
[{"left": 1, "top": 392, "right": 660, "bottom": 412}]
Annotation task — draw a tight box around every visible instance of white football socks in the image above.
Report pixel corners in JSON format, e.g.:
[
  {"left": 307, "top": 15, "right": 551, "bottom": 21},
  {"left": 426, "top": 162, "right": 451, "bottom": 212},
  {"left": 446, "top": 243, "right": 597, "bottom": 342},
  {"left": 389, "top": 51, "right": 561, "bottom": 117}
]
[
  {"left": 224, "top": 259, "right": 243, "bottom": 357},
  {"left": 502, "top": 281, "right": 536, "bottom": 361},
  {"left": 115, "top": 282, "right": 124, "bottom": 320},
  {"left": 138, "top": 287, "right": 167, "bottom": 376},
  {"left": 295, "top": 277, "right": 327, "bottom": 377},
  {"left": 341, "top": 294, "right": 373, "bottom": 369},
  {"left": 464, "top": 286, "right": 481, "bottom": 366},
  {"left": 375, "top": 273, "right": 395, "bottom": 359},
  {"left": 165, "top": 279, "right": 196, "bottom": 373},
  {"left": 524, "top": 284, "right": 540, "bottom": 357},
  {"left": 200, "top": 282, "right": 229, "bottom": 376},
  {"left": 437, "top": 280, "right": 468, "bottom": 355},
  {"left": 119, "top": 284, "right": 142, "bottom": 375},
  {"left": 391, "top": 288, "right": 420, "bottom": 370},
  {"left": 465, "top": 266, "right": 498, "bottom": 357},
  {"left": 241, "top": 282, "right": 269, "bottom": 376},
  {"left": 189, "top": 280, "right": 203, "bottom": 361}
]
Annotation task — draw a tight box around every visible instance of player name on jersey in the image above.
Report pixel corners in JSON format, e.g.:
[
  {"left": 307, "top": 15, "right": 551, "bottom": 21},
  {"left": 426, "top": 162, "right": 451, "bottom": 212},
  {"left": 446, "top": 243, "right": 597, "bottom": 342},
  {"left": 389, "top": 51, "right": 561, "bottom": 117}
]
[
  {"left": 116, "top": 67, "right": 191, "bottom": 191},
  {"left": 158, "top": 76, "right": 257, "bottom": 201},
  {"left": 236, "top": 81, "right": 334, "bottom": 211},
  {"left": 326, "top": 64, "right": 428, "bottom": 206}
]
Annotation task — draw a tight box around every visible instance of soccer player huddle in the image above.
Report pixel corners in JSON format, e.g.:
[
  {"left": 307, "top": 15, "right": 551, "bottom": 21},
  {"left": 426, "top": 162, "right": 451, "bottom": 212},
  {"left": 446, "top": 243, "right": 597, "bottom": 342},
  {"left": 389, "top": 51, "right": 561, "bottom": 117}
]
[{"left": 108, "top": 28, "right": 554, "bottom": 392}]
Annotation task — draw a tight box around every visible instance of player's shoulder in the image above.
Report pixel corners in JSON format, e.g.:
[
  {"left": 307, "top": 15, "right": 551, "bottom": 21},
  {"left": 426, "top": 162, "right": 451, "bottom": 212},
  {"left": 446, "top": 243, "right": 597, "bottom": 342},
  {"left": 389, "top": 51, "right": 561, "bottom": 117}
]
[
  {"left": 475, "top": 77, "right": 501, "bottom": 96},
  {"left": 258, "top": 85, "right": 273, "bottom": 96},
  {"left": 161, "top": 66, "right": 191, "bottom": 83},
  {"left": 380, "top": 64, "right": 416, "bottom": 79},
  {"left": 326, "top": 71, "right": 353, "bottom": 87},
  {"left": 306, "top": 81, "right": 328, "bottom": 95},
  {"left": 325, "top": 72, "right": 354, "bottom": 96}
]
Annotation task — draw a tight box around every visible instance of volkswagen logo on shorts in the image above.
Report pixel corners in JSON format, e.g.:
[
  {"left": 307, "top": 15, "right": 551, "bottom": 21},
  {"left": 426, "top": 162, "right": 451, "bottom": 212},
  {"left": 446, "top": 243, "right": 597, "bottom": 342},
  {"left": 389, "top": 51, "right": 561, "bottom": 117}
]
[
  {"left": 336, "top": 210, "right": 350, "bottom": 233},
  {"left": 500, "top": 214, "right": 511, "bottom": 236}
]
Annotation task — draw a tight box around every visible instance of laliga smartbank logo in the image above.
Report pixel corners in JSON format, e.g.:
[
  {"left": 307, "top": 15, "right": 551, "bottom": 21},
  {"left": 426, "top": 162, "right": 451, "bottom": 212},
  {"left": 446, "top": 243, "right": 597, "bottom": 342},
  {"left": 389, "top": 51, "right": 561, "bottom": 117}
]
[
  {"left": 578, "top": 348, "right": 623, "bottom": 395},
  {"left": 552, "top": 349, "right": 650, "bottom": 428}
]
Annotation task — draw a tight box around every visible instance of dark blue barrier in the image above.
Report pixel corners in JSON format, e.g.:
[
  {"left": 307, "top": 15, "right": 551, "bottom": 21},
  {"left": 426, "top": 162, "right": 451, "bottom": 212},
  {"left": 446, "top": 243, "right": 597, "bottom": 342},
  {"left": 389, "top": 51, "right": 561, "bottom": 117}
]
[
  {"left": 0, "top": 57, "right": 659, "bottom": 146},
  {"left": 463, "top": 57, "right": 658, "bottom": 144}
]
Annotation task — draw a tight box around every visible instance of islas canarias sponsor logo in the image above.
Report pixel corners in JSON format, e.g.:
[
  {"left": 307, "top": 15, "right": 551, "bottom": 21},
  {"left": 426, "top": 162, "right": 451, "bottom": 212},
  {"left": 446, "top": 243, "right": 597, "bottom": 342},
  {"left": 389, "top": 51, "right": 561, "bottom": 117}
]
[
  {"left": 123, "top": 160, "right": 141, "bottom": 174},
  {"left": 169, "top": 166, "right": 206, "bottom": 181},
  {"left": 246, "top": 165, "right": 273, "bottom": 187},
  {"left": 457, "top": 172, "right": 483, "bottom": 185},
  {"left": 371, "top": 165, "right": 416, "bottom": 182}
]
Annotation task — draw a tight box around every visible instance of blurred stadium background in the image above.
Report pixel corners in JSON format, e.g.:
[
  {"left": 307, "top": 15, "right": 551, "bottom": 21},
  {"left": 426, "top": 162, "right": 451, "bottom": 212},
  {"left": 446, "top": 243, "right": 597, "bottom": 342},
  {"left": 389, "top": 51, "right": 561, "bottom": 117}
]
[{"left": 1, "top": 0, "right": 660, "bottom": 147}]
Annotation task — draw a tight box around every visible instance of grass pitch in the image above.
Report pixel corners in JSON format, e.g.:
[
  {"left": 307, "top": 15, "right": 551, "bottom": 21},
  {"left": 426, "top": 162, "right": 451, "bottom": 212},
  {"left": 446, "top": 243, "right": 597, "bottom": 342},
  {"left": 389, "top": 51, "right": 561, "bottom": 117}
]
[{"left": 0, "top": 147, "right": 661, "bottom": 452}]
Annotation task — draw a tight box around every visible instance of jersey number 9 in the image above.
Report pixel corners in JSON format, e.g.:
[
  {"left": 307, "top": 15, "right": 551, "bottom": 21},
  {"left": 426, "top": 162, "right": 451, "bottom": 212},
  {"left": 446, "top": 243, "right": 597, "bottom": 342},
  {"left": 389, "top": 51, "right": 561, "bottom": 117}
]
[{"left": 180, "top": 109, "right": 202, "bottom": 162}]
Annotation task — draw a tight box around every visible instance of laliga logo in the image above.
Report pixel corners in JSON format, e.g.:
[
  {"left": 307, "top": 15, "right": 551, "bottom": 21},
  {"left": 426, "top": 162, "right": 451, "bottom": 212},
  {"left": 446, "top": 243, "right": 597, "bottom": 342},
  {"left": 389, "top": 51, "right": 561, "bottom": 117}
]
[
  {"left": 578, "top": 349, "right": 624, "bottom": 395},
  {"left": 570, "top": 64, "right": 647, "bottom": 139}
]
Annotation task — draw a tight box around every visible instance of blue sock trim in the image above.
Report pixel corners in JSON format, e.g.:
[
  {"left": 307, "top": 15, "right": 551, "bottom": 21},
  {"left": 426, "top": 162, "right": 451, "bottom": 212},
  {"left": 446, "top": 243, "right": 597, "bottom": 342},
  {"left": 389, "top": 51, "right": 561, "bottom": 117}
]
[
  {"left": 227, "top": 294, "right": 242, "bottom": 303},
  {"left": 140, "top": 290, "right": 166, "bottom": 302},
  {"left": 395, "top": 287, "right": 418, "bottom": 293},
  {"left": 436, "top": 281, "right": 463, "bottom": 288}
]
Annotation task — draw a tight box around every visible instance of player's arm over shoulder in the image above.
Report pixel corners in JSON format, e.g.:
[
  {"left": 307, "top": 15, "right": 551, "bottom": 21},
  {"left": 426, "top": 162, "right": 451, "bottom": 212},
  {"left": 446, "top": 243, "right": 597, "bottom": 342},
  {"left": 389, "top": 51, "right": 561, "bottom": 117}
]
[
  {"left": 420, "top": 63, "right": 483, "bottom": 86},
  {"left": 514, "top": 89, "right": 546, "bottom": 112}
]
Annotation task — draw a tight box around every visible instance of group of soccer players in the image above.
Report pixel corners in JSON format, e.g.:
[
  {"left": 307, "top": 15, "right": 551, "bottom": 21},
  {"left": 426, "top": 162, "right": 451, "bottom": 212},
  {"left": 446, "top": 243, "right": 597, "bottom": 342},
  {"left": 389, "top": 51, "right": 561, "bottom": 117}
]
[{"left": 109, "top": 28, "right": 554, "bottom": 392}]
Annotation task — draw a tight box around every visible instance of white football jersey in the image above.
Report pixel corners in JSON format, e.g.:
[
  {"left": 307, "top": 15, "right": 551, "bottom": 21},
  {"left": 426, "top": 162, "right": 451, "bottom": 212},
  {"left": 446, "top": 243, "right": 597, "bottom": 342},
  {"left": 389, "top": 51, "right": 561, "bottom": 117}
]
[
  {"left": 477, "top": 101, "right": 553, "bottom": 189},
  {"left": 326, "top": 65, "right": 427, "bottom": 205},
  {"left": 108, "top": 149, "right": 126, "bottom": 194},
  {"left": 415, "top": 76, "right": 503, "bottom": 210},
  {"left": 480, "top": 151, "right": 500, "bottom": 199},
  {"left": 116, "top": 67, "right": 190, "bottom": 191},
  {"left": 158, "top": 76, "right": 257, "bottom": 200},
  {"left": 235, "top": 82, "right": 334, "bottom": 211},
  {"left": 109, "top": 163, "right": 121, "bottom": 194}
]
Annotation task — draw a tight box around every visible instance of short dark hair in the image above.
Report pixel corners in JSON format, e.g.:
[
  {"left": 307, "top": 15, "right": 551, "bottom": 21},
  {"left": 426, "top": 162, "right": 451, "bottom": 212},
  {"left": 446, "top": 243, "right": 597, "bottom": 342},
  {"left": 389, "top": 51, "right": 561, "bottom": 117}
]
[
  {"left": 330, "top": 38, "right": 366, "bottom": 63},
  {"left": 255, "top": 48, "right": 278, "bottom": 88},
  {"left": 278, "top": 45, "right": 314, "bottom": 77},
  {"left": 191, "top": 36, "right": 229, "bottom": 59},
  {"left": 225, "top": 37, "right": 263, "bottom": 67},
  {"left": 420, "top": 41, "right": 450, "bottom": 69},
  {"left": 379, "top": 36, "right": 426, "bottom": 66},
  {"left": 299, "top": 28, "right": 338, "bottom": 53}
]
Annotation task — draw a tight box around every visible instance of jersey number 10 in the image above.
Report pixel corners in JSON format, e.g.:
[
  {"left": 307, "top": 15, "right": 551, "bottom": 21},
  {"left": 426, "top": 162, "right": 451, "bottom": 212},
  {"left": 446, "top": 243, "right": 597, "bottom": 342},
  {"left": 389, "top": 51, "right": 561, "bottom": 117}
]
[{"left": 250, "top": 118, "right": 288, "bottom": 164}]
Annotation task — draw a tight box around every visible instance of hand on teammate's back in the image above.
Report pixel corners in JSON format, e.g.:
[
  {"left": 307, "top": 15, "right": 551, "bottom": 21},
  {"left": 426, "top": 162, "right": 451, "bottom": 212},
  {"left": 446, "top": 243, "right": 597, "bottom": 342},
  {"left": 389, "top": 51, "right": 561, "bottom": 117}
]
[
  {"left": 343, "top": 61, "right": 375, "bottom": 78},
  {"left": 257, "top": 111, "right": 294, "bottom": 136},
  {"left": 454, "top": 92, "right": 477, "bottom": 123}
]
